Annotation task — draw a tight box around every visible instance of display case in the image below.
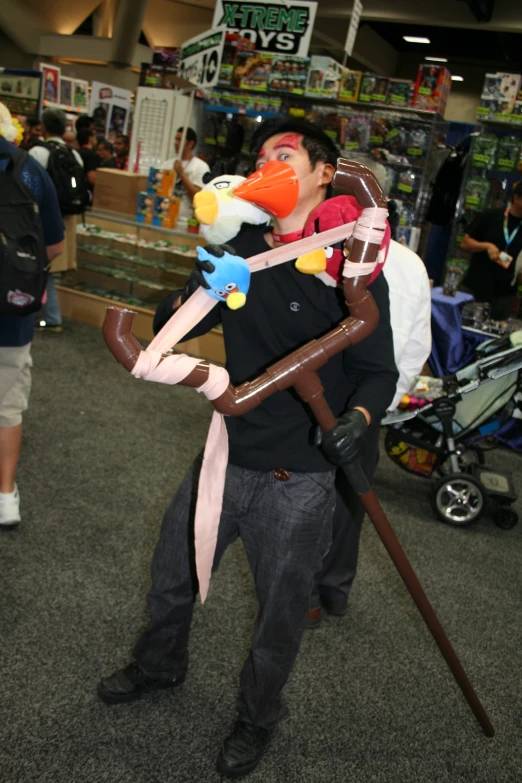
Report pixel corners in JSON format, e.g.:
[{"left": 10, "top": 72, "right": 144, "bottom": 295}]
[{"left": 58, "top": 210, "right": 225, "bottom": 363}]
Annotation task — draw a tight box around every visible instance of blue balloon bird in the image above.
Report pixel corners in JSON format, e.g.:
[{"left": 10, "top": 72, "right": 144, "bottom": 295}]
[{"left": 196, "top": 246, "right": 251, "bottom": 310}]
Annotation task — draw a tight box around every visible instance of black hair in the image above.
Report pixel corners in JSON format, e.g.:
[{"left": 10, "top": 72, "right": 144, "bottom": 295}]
[
  {"left": 512, "top": 181, "right": 522, "bottom": 200},
  {"left": 77, "top": 127, "right": 96, "bottom": 146},
  {"left": 116, "top": 134, "right": 130, "bottom": 148},
  {"left": 27, "top": 117, "right": 41, "bottom": 129},
  {"left": 75, "top": 115, "right": 94, "bottom": 132},
  {"left": 98, "top": 138, "right": 114, "bottom": 154},
  {"left": 249, "top": 117, "right": 340, "bottom": 170},
  {"left": 177, "top": 126, "right": 197, "bottom": 146},
  {"left": 41, "top": 108, "right": 67, "bottom": 137}
]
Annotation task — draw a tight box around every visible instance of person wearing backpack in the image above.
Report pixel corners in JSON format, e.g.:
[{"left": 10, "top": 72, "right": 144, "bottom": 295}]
[
  {"left": 29, "top": 109, "right": 87, "bottom": 333},
  {"left": 0, "top": 103, "right": 64, "bottom": 526}
]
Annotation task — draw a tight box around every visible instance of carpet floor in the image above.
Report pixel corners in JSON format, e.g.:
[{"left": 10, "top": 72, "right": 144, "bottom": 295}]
[{"left": 1, "top": 318, "right": 520, "bottom": 783}]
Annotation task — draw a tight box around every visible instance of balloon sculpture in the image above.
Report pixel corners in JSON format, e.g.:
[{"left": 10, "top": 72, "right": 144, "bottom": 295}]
[{"left": 103, "top": 159, "right": 493, "bottom": 738}]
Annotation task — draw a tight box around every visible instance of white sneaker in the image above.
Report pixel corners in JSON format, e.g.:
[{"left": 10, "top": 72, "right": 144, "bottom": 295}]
[{"left": 0, "top": 485, "right": 21, "bottom": 527}]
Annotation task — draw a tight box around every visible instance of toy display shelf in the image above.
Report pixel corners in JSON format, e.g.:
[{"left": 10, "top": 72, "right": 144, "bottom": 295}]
[
  {"left": 444, "top": 120, "right": 522, "bottom": 271},
  {"left": 58, "top": 209, "right": 226, "bottom": 364},
  {"left": 203, "top": 103, "right": 280, "bottom": 119}
]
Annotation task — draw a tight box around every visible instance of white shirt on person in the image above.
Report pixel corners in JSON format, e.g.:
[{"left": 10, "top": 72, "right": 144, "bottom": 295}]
[
  {"left": 161, "top": 155, "right": 210, "bottom": 224},
  {"left": 29, "top": 136, "right": 84, "bottom": 170},
  {"left": 383, "top": 240, "right": 432, "bottom": 410}
]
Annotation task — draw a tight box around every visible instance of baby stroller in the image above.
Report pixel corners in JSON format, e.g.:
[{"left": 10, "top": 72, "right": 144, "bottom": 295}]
[{"left": 383, "top": 332, "right": 522, "bottom": 529}]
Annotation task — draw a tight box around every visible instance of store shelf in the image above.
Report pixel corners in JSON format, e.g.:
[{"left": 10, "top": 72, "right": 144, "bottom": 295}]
[
  {"left": 203, "top": 103, "right": 279, "bottom": 119},
  {"left": 86, "top": 208, "right": 200, "bottom": 242}
]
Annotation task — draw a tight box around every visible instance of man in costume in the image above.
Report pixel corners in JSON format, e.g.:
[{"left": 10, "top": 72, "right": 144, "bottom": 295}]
[{"left": 98, "top": 119, "right": 398, "bottom": 778}]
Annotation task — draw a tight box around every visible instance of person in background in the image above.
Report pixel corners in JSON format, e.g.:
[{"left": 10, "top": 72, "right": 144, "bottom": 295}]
[
  {"left": 21, "top": 118, "right": 43, "bottom": 151},
  {"left": 63, "top": 130, "right": 79, "bottom": 149},
  {"left": 161, "top": 127, "right": 210, "bottom": 226},
  {"left": 113, "top": 134, "right": 129, "bottom": 170},
  {"left": 29, "top": 108, "right": 84, "bottom": 334},
  {"left": 460, "top": 182, "right": 522, "bottom": 319},
  {"left": 75, "top": 115, "right": 95, "bottom": 134},
  {"left": 308, "top": 240, "right": 432, "bottom": 625},
  {"left": 0, "top": 106, "right": 64, "bottom": 526},
  {"left": 77, "top": 127, "right": 100, "bottom": 191},
  {"left": 97, "top": 139, "right": 117, "bottom": 169}
]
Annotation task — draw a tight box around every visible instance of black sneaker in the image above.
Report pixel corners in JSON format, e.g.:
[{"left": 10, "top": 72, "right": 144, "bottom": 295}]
[
  {"left": 216, "top": 720, "right": 272, "bottom": 778},
  {"left": 97, "top": 662, "right": 184, "bottom": 704}
]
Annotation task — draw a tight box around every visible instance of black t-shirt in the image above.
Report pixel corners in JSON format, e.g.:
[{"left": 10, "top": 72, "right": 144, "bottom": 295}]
[
  {"left": 78, "top": 147, "right": 101, "bottom": 173},
  {"left": 99, "top": 157, "right": 117, "bottom": 169},
  {"left": 463, "top": 208, "right": 522, "bottom": 300},
  {"left": 154, "top": 224, "right": 398, "bottom": 473}
]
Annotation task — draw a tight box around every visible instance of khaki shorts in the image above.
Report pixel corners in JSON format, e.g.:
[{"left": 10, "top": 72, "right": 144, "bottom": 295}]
[{"left": 0, "top": 343, "right": 33, "bottom": 427}]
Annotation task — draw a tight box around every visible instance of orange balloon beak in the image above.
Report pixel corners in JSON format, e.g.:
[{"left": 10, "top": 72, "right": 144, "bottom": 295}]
[{"left": 233, "top": 161, "right": 299, "bottom": 219}]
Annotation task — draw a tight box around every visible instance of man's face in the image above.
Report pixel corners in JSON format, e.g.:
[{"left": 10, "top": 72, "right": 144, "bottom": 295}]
[
  {"left": 114, "top": 137, "right": 128, "bottom": 156},
  {"left": 255, "top": 132, "right": 332, "bottom": 207},
  {"left": 512, "top": 194, "right": 522, "bottom": 214},
  {"left": 97, "top": 144, "right": 112, "bottom": 161},
  {"left": 174, "top": 132, "right": 194, "bottom": 156},
  {"left": 30, "top": 123, "right": 43, "bottom": 139}
]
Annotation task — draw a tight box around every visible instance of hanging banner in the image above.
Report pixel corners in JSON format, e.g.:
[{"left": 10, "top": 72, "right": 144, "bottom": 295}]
[
  {"left": 212, "top": 0, "right": 317, "bottom": 56},
  {"left": 90, "top": 81, "right": 133, "bottom": 140},
  {"left": 344, "top": 0, "right": 363, "bottom": 58},
  {"left": 178, "top": 26, "right": 227, "bottom": 89}
]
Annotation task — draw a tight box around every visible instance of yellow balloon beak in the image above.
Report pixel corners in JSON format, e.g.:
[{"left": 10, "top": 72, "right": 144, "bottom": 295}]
[
  {"left": 194, "top": 190, "right": 219, "bottom": 225},
  {"left": 295, "top": 249, "right": 327, "bottom": 274},
  {"left": 226, "top": 292, "right": 247, "bottom": 310}
]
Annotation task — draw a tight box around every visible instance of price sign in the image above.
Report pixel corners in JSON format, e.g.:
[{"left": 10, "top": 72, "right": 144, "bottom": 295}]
[{"left": 178, "top": 26, "right": 227, "bottom": 89}]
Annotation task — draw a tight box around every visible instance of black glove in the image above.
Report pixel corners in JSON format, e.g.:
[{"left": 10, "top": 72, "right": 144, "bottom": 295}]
[
  {"left": 180, "top": 243, "right": 237, "bottom": 304},
  {"left": 314, "top": 409, "right": 368, "bottom": 467}
]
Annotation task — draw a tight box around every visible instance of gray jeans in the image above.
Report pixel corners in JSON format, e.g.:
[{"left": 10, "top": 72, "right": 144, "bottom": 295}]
[{"left": 133, "top": 457, "right": 335, "bottom": 729}]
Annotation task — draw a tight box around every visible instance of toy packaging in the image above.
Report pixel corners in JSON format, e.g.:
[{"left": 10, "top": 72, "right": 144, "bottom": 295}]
[
  {"left": 472, "top": 133, "right": 499, "bottom": 169},
  {"left": 233, "top": 52, "right": 273, "bottom": 91},
  {"left": 136, "top": 192, "right": 154, "bottom": 224},
  {"left": 268, "top": 55, "right": 309, "bottom": 95},
  {"left": 358, "top": 74, "right": 376, "bottom": 103},
  {"left": 406, "top": 127, "right": 428, "bottom": 159},
  {"left": 305, "top": 56, "right": 343, "bottom": 99},
  {"left": 218, "top": 33, "right": 256, "bottom": 87},
  {"left": 412, "top": 65, "right": 451, "bottom": 114},
  {"left": 386, "top": 79, "right": 414, "bottom": 108},
  {"left": 338, "top": 70, "right": 362, "bottom": 103},
  {"left": 477, "top": 72, "right": 522, "bottom": 120},
  {"left": 397, "top": 169, "right": 418, "bottom": 196},
  {"left": 495, "top": 135, "right": 521, "bottom": 173},
  {"left": 152, "top": 195, "right": 181, "bottom": 229},
  {"left": 465, "top": 177, "right": 490, "bottom": 213},
  {"left": 371, "top": 77, "right": 389, "bottom": 105},
  {"left": 146, "top": 168, "right": 175, "bottom": 197}
]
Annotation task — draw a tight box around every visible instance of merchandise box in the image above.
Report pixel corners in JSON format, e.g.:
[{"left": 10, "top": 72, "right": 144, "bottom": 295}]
[
  {"left": 386, "top": 79, "right": 414, "bottom": 108},
  {"left": 412, "top": 65, "right": 451, "bottom": 113},
  {"left": 136, "top": 192, "right": 154, "bottom": 224},
  {"left": 232, "top": 52, "right": 274, "bottom": 92},
  {"left": 146, "top": 167, "right": 175, "bottom": 197},
  {"left": 268, "top": 55, "right": 309, "bottom": 95},
  {"left": 358, "top": 74, "right": 389, "bottom": 104},
  {"left": 151, "top": 195, "right": 181, "bottom": 229},
  {"left": 93, "top": 170, "right": 148, "bottom": 215},
  {"left": 305, "top": 56, "right": 344, "bottom": 99},
  {"left": 477, "top": 72, "right": 522, "bottom": 121},
  {"left": 338, "top": 70, "right": 362, "bottom": 103},
  {"left": 218, "top": 33, "right": 256, "bottom": 87}
]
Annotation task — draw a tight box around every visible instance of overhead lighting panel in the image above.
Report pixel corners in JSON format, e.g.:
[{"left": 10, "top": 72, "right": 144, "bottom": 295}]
[
  {"left": 403, "top": 36, "right": 431, "bottom": 44},
  {"left": 451, "top": 75, "right": 464, "bottom": 81},
  {"left": 425, "top": 56, "right": 448, "bottom": 62}
]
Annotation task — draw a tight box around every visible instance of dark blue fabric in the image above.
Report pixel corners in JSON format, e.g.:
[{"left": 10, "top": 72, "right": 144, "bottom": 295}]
[
  {"left": 0, "top": 138, "right": 64, "bottom": 347},
  {"left": 429, "top": 287, "right": 475, "bottom": 376}
]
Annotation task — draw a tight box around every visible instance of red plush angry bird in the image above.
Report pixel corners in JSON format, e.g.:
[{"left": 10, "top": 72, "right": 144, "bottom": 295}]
[{"left": 295, "top": 195, "right": 391, "bottom": 286}]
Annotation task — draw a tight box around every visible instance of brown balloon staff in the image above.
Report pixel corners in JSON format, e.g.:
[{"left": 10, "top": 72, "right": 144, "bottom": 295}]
[{"left": 102, "top": 159, "right": 494, "bottom": 738}]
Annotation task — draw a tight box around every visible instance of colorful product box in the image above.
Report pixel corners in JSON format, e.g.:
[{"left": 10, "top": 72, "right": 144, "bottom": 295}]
[
  {"left": 305, "top": 56, "right": 343, "bottom": 100},
  {"left": 268, "top": 55, "right": 309, "bottom": 95},
  {"left": 152, "top": 195, "right": 181, "bottom": 229},
  {"left": 146, "top": 168, "right": 175, "bottom": 197},
  {"left": 477, "top": 72, "right": 522, "bottom": 121},
  {"left": 233, "top": 52, "right": 274, "bottom": 92},
  {"left": 338, "top": 70, "right": 362, "bottom": 103},
  {"left": 358, "top": 74, "right": 377, "bottom": 103},
  {"left": 386, "top": 79, "right": 414, "bottom": 108},
  {"left": 136, "top": 192, "right": 154, "bottom": 224},
  {"left": 412, "top": 65, "right": 451, "bottom": 113}
]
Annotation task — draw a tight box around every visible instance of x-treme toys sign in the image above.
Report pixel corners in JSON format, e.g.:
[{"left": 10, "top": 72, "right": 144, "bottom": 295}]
[{"left": 212, "top": 0, "right": 318, "bottom": 56}]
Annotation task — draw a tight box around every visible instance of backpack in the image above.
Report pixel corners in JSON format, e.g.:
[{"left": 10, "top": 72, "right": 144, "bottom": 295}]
[
  {"left": 42, "top": 140, "right": 89, "bottom": 215},
  {"left": 0, "top": 147, "right": 49, "bottom": 315}
]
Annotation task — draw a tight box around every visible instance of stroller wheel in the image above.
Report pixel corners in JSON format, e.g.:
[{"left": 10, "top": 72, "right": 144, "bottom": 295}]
[
  {"left": 493, "top": 508, "right": 518, "bottom": 530},
  {"left": 432, "top": 474, "right": 485, "bottom": 527}
]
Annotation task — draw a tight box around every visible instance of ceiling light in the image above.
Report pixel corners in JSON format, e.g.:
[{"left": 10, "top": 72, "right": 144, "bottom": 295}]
[
  {"left": 403, "top": 36, "right": 431, "bottom": 44},
  {"left": 425, "top": 56, "right": 448, "bottom": 62},
  {"left": 451, "top": 75, "right": 464, "bottom": 82}
]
